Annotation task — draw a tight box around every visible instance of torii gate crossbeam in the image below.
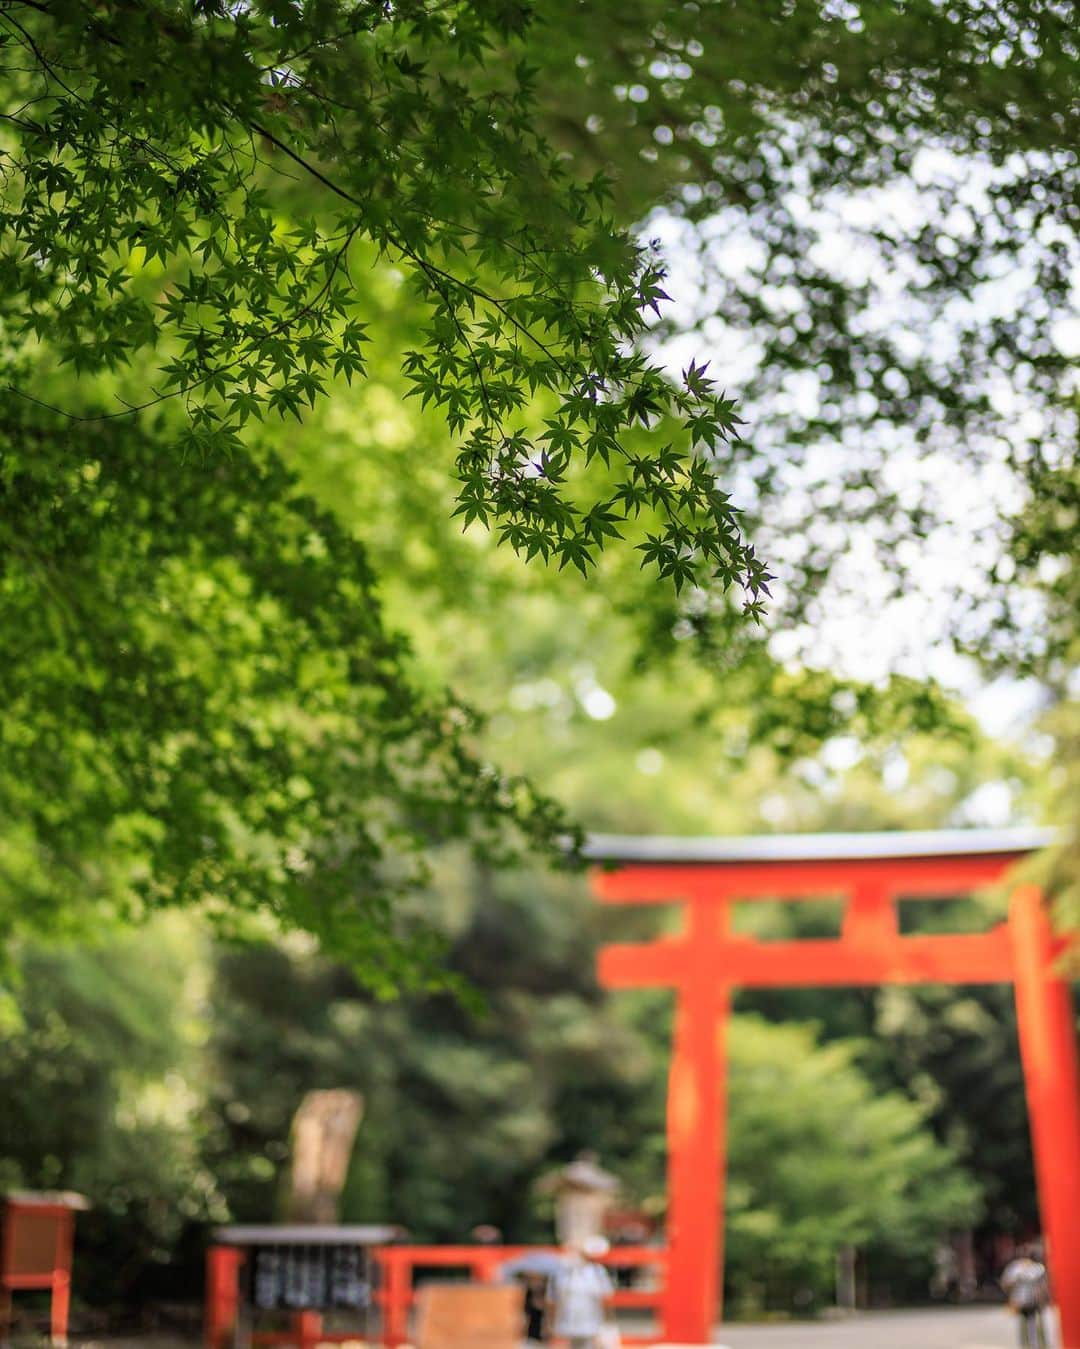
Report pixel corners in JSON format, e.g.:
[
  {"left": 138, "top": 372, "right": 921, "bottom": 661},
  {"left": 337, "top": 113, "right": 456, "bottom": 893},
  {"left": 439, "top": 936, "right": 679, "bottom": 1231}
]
[{"left": 588, "top": 829, "right": 1080, "bottom": 1346}]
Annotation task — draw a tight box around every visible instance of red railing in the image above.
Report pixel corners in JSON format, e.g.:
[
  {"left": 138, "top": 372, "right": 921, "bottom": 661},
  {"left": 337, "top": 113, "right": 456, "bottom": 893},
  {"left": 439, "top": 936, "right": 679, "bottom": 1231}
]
[
  {"left": 206, "top": 1242, "right": 669, "bottom": 1348},
  {"left": 378, "top": 1244, "right": 667, "bottom": 1347}
]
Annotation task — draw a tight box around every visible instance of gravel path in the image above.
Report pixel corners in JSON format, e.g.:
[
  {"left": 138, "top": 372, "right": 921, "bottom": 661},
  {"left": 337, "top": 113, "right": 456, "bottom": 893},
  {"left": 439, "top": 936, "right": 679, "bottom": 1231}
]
[
  {"left": 706, "top": 1305, "right": 1054, "bottom": 1349},
  {"left": 61, "top": 1305, "right": 1056, "bottom": 1349}
]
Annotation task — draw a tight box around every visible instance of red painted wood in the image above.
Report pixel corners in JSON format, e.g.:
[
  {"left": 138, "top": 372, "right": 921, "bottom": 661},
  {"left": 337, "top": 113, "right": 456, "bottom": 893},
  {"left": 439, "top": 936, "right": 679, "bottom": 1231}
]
[
  {"left": 842, "top": 880, "right": 898, "bottom": 945},
  {"left": 294, "top": 1310, "right": 322, "bottom": 1348},
  {"left": 205, "top": 1246, "right": 243, "bottom": 1349},
  {"left": 51, "top": 1211, "right": 73, "bottom": 1346},
  {"left": 718, "top": 928, "right": 1017, "bottom": 986},
  {"left": 50, "top": 1270, "right": 70, "bottom": 1348},
  {"left": 662, "top": 903, "right": 729, "bottom": 1344},
  {"left": 206, "top": 1241, "right": 668, "bottom": 1347},
  {"left": 253, "top": 1336, "right": 370, "bottom": 1346},
  {"left": 1010, "top": 886, "right": 1080, "bottom": 1349},
  {"left": 380, "top": 1249, "right": 411, "bottom": 1348},
  {"left": 601, "top": 929, "right": 1018, "bottom": 989},
  {"left": 1, "top": 1201, "right": 79, "bottom": 1348},
  {"left": 594, "top": 852, "right": 1029, "bottom": 903},
  {"left": 593, "top": 847, "right": 1077, "bottom": 1345},
  {"left": 373, "top": 1244, "right": 667, "bottom": 1345},
  {"left": 599, "top": 938, "right": 689, "bottom": 987}
]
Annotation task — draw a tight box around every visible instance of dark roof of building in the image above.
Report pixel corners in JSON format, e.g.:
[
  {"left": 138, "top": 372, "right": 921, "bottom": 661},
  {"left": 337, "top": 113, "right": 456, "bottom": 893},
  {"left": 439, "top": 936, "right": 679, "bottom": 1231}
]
[
  {"left": 213, "top": 1224, "right": 400, "bottom": 1245},
  {"left": 583, "top": 827, "right": 1055, "bottom": 866},
  {"left": 5, "top": 1191, "right": 90, "bottom": 1210}
]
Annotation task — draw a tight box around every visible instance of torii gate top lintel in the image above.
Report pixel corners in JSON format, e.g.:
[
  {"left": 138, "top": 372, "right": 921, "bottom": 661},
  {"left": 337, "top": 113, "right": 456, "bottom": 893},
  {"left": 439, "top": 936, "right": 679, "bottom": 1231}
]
[
  {"left": 589, "top": 826, "right": 1062, "bottom": 990},
  {"left": 587, "top": 825, "right": 1055, "bottom": 897},
  {"left": 587, "top": 826, "right": 1080, "bottom": 1347},
  {"left": 586, "top": 825, "right": 1055, "bottom": 867}
]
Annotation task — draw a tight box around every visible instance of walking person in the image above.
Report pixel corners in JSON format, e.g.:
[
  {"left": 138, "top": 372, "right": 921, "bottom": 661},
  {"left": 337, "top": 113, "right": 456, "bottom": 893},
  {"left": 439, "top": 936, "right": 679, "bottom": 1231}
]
[
  {"left": 1001, "top": 1245, "right": 1050, "bottom": 1348},
  {"left": 549, "top": 1236, "right": 616, "bottom": 1349},
  {"left": 521, "top": 1272, "right": 548, "bottom": 1345}
]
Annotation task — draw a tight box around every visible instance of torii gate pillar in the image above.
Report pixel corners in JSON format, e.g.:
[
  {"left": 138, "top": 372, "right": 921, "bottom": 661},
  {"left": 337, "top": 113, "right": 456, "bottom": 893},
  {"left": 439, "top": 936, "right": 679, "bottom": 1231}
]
[
  {"left": 664, "top": 904, "right": 730, "bottom": 1339},
  {"left": 1011, "top": 884, "right": 1080, "bottom": 1345},
  {"left": 590, "top": 829, "right": 1080, "bottom": 1346}
]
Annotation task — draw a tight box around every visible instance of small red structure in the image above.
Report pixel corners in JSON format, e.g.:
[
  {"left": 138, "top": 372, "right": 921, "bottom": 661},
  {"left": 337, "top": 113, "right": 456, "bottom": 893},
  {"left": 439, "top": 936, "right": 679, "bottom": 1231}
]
[
  {"left": 589, "top": 828, "right": 1080, "bottom": 1346},
  {"left": 205, "top": 1223, "right": 394, "bottom": 1349},
  {"left": 1, "top": 1191, "right": 88, "bottom": 1347}
]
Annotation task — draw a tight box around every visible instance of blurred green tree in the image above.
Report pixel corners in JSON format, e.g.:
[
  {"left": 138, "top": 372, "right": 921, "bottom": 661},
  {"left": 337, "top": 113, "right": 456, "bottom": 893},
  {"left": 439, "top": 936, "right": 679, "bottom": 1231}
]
[
  {"left": 0, "top": 919, "right": 224, "bottom": 1302},
  {"left": 722, "top": 1017, "right": 981, "bottom": 1314},
  {"left": 2, "top": 0, "right": 1074, "bottom": 980},
  {"left": 201, "top": 931, "right": 979, "bottom": 1312},
  {"left": 0, "top": 0, "right": 768, "bottom": 976},
  {"left": 0, "top": 0, "right": 1068, "bottom": 1321}
]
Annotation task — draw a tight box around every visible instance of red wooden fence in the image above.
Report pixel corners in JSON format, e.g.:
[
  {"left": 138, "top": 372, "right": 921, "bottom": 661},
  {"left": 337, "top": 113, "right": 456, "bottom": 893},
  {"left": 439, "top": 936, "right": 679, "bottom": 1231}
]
[{"left": 205, "top": 1242, "right": 668, "bottom": 1348}]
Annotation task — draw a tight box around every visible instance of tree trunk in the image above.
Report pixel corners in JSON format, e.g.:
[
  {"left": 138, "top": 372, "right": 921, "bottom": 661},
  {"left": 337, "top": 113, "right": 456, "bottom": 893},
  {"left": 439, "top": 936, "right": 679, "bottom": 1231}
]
[{"left": 835, "top": 1245, "right": 856, "bottom": 1312}]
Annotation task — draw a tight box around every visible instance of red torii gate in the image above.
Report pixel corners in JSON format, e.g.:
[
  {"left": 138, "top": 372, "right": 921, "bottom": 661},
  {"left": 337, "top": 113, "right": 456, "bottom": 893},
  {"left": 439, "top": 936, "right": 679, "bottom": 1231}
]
[{"left": 588, "top": 828, "right": 1080, "bottom": 1346}]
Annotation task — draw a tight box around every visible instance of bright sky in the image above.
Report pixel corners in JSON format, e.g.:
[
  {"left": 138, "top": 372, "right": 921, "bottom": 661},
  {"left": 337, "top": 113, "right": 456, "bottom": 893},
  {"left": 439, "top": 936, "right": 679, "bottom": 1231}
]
[{"left": 647, "top": 145, "right": 1079, "bottom": 749}]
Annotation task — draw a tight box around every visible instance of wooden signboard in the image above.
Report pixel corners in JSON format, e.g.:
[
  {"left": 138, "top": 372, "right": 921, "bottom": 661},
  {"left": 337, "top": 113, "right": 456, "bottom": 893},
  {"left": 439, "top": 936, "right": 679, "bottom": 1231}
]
[
  {"left": 1, "top": 1192, "right": 88, "bottom": 1347},
  {"left": 413, "top": 1283, "right": 523, "bottom": 1349},
  {"left": 249, "top": 1242, "right": 372, "bottom": 1311}
]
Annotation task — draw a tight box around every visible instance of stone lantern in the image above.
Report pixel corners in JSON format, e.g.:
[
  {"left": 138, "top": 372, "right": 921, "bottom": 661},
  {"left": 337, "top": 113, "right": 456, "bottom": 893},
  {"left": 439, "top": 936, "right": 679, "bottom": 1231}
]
[{"left": 538, "top": 1151, "right": 619, "bottom": 1247}]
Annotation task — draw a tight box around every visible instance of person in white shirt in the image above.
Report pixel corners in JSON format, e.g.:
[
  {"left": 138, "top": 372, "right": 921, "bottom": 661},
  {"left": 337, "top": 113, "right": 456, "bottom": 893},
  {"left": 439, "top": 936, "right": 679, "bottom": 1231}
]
[
  {"left": 549, "top": 1236, "right": 615, "bottom": 1349},
  {"left": 1001, "top": 1246, "right": 1050, "bottom": 1348}
]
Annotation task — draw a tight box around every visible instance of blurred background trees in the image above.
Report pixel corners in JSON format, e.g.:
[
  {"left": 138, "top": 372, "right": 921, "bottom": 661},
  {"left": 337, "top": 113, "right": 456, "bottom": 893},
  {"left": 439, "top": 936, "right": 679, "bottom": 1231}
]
[
  {"left": 0, "top": 700, "right": 1041, "bottom": 1315},
  {"left": 0, "top": 0, "right": 1075, "bottom": 1327}
]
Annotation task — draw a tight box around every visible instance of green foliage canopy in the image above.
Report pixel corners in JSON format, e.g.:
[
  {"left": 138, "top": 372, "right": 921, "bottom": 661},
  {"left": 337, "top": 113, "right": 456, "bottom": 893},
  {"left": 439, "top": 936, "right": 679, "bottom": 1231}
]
[
  {"left": 0, "top": 408, "right": 571, "bottom": 981},
  {"left": 0, "top": 0, "right": 778, "bottom": 968},
  {"left": 2, "top": 0, "right": 765, "bottom": 595},
  {"left": 0, "top": 626, "right": 1019, "bottom": 1308},
  {"left": 0, "top": 920, "right": 225, "bottom": 1293},
  {"left": 724, "top": 1017, "right": 980, "bottom": 1309},
  {"left": 1, "top": 0, "right": 1072, "bottom": 968}
]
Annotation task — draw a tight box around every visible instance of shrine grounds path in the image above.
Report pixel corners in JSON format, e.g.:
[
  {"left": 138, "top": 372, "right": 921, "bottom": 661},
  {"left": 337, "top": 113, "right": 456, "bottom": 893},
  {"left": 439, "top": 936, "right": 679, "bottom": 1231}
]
[
  {"left": 702, "top": 1305, "right": 1057, "bottom": 1348},
  {"left": 76, "top": 1305, "right": 1058, "bottom": 1348}
]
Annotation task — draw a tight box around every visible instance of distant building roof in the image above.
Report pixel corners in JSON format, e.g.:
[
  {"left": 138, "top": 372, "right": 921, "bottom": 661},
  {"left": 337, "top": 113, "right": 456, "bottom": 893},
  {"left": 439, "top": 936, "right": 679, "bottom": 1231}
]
[
  {"left": 583, "top": 827, "right": 1055, "bottom": 866},
  {"left": 213, "top": 1224, "right": 400, "bottom": 1246}
]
